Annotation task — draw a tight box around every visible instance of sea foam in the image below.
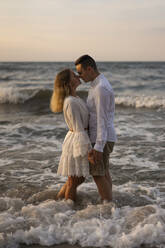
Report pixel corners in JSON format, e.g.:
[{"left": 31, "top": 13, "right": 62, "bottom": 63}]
[
  {"left": 0, "top": 87, "right": 35, "bottom": 104},
  {"left": 0, "top": 181, "right": 165, "bottom": 248},
  {"left": 115, "top": 95, "right": 165, "bottom": 109},
  {"left": 1, "top": 200, "right": 165, "bottom": 248}
]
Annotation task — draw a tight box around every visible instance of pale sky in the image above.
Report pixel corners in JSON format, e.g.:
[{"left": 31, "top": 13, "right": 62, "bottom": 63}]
[{"left": 0, "top": 0, "right": 165, "bottom": 61}]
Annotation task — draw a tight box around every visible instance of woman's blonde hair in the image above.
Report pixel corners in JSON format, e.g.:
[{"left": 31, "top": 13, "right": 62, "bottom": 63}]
[{"left": 50, "top": 69, "right": 71, "bottom": 113}]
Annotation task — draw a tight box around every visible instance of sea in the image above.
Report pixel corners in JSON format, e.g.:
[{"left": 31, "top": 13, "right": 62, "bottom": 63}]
[{"left": 0, "top": 61, "right": 165, "bottom": 248}]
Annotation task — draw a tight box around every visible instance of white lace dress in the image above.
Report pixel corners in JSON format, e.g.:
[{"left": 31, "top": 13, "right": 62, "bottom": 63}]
[{"left": 57, "top": 96, "right": 92, "bottom": 177}]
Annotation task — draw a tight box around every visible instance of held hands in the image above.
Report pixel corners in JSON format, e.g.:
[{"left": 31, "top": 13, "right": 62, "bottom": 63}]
[
  {"left": 88, "top": 150, "right": 95, "bottom": 164},
  {"left": 88, "top": 149, "right": 103, "bottom": 165}
]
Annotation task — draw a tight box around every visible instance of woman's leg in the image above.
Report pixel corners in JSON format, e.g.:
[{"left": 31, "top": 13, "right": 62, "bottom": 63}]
[
  {"left": 76, "top": 176, "right": 85, "bottom": 187},
  {"left": 65, "top": 176, "right": 77, "bottom": 201},
  {"left": 57, "top": 181, "right": 68, "bottom": 199},
  {"left": 65, "top": 176, "right": 85, "bottom": 201}
]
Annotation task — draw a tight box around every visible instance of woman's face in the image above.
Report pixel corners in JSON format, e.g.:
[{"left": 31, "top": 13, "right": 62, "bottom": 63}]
[{"left": 69, "top": 71, "right": 81, "bottom": 91}]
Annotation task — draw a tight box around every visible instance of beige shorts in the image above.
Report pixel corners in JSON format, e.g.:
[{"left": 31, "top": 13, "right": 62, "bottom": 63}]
[{"left": 89, "top": 142, "right": 114, "bottom": 176}]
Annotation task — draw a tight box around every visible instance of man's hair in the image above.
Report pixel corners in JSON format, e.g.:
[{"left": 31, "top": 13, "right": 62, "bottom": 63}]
[{"left": 75, "top": 54, "right": 97, "bottom": 71}]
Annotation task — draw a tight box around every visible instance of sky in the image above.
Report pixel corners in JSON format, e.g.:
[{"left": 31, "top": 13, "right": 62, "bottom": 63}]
[{"left": 0, "top": 0, "right": 165, "bottom": 61}]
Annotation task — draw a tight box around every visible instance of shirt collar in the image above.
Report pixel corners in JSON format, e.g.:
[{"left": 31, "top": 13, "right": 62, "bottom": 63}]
[{"left": 90, "top": 73, "right": 102, "bottom": 88}]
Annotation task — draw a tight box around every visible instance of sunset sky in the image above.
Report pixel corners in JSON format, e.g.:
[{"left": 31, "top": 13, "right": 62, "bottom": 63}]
[{"left": 0, "top": 0, "right": 165, "bottom": 61}]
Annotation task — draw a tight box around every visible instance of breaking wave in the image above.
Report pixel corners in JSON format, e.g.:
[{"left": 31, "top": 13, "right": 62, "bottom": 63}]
[
  {"left": 115, "top": 95, "right": 165, "bottom": 109},
  {"left": 0, "top": 87, "right": 164, "bottom": 110}
]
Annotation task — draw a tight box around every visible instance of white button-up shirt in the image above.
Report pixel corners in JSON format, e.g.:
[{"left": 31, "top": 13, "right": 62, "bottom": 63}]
[{"left": 87, "top": 73, "right": 117, "bottom": 152}]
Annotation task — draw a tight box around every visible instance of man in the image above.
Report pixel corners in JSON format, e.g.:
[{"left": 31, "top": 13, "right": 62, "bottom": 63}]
[{"left": 75, "top": 55, "right": 117, "bottom": 202}]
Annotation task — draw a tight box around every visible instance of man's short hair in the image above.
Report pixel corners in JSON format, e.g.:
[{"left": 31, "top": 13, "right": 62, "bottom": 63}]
[{"left": 75, "top": 55, "right": 97, "bottom": 71}]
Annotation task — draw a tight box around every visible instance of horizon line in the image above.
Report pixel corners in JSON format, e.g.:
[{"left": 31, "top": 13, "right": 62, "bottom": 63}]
[{"left": 0, "top": 60, "right": 165, "bottom": 63}]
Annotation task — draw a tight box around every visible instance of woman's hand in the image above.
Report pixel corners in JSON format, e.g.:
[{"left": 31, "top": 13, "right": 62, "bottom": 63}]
[
  {"left": 88, "top": 150, "right": 95, "bottom": 164},
  {"left": 88, "top": 149, "right": 103, "bottom": 165}
]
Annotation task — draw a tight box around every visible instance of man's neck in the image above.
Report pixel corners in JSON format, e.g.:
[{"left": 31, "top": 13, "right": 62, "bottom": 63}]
[{"left": 91, "top": 71, "right": 100, "bottom": 81}]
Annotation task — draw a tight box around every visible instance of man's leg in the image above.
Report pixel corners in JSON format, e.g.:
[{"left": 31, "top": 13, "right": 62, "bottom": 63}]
[
  {"left": 102, "top": 142, "right": 114, "bottom": 201},
  {"left": 93, "top": 175, "right": 112, "bottom": 201},
  {"left": 90, "top": 142, "right": 114, "bottom": 202},
  {"left": 105, "top": 169, "right": 112, "bottom": 196}
]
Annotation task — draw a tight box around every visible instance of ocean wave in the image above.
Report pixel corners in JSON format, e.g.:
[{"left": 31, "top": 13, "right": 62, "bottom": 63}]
[
  {"left": 115, "top": 95, "right": 165, "bottom": 109},
  {"left": 0, "top": 87, "right": 164, "bottom": 110},
  {"left": 0, "top": 87, "right": 52, "bottom": 104}
]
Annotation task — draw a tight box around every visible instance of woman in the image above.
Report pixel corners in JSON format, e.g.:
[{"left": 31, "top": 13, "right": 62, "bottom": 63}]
[{"left": 50, "top": 69, "right": 91, "bottom": 202}]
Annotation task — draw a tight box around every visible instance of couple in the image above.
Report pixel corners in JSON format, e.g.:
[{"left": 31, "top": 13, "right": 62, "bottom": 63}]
[{"left": 50, "top": 55, "right": 117, "bottom": 204}]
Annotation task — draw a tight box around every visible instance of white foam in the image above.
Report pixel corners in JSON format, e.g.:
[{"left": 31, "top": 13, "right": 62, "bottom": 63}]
[
  {"left": 0, "top": 159, "right": 12, "bottom": 167},
  {"left": 0, "top": 87, "right": 36, "bottom": 104},
  {"left": 0, "top": 197, "right": 24, "bottom": 213},
  {"left": 0, "top": 182, "right": 165, "bottom": 248},
  {"left": 115, "top": 122, "right": 155, "bottom": 142},
  {"left": 114, "top": 182, "right": 165, "bottom": 206},
  {"left": 9, "top": 204, "right": 165, "bottom": 247},
  {"left": 112, "top": 150, "right": 159, "bottom": 170},
  {"left": 115, "top": 95, "right": 165, "bottom": 109}
]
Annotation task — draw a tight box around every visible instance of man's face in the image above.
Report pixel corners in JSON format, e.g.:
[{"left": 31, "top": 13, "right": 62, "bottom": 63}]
[{"left": 76, "top": 64, "right": 91, "bottom": 83}]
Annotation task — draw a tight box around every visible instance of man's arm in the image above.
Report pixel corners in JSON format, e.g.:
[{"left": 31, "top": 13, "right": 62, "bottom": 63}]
[
  {"left": 94, "top": 85, "right": 109, "bottom": 152},
  {"left": 89, "top": 86, "right": 110, "bottom": 163}
]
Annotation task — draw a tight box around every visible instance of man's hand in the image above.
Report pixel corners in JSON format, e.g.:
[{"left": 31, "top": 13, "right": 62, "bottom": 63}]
[
  {"left": 88, "top": 149, "right": 103, "bottom": 165},
  {"left": 93, "top": 149, "right": 103, "bottom": 164}
]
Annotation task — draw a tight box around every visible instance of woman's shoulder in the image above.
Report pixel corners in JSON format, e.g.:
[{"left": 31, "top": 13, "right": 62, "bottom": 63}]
[
  {"left": 64, "top": 96, "right": 76, "bottom": 104},
  {"left": 64, "top": 96, "right": 78, "bottom": 109}
]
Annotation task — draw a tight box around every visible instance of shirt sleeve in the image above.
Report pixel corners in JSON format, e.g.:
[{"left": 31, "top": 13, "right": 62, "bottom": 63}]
[{"left": 94, "top": 86, "right": 110, "bottom": 152}]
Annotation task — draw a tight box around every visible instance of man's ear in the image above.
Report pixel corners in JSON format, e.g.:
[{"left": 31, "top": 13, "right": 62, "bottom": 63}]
[{"left": 87, "top": 66, "right": 92, "bottom": 72}]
